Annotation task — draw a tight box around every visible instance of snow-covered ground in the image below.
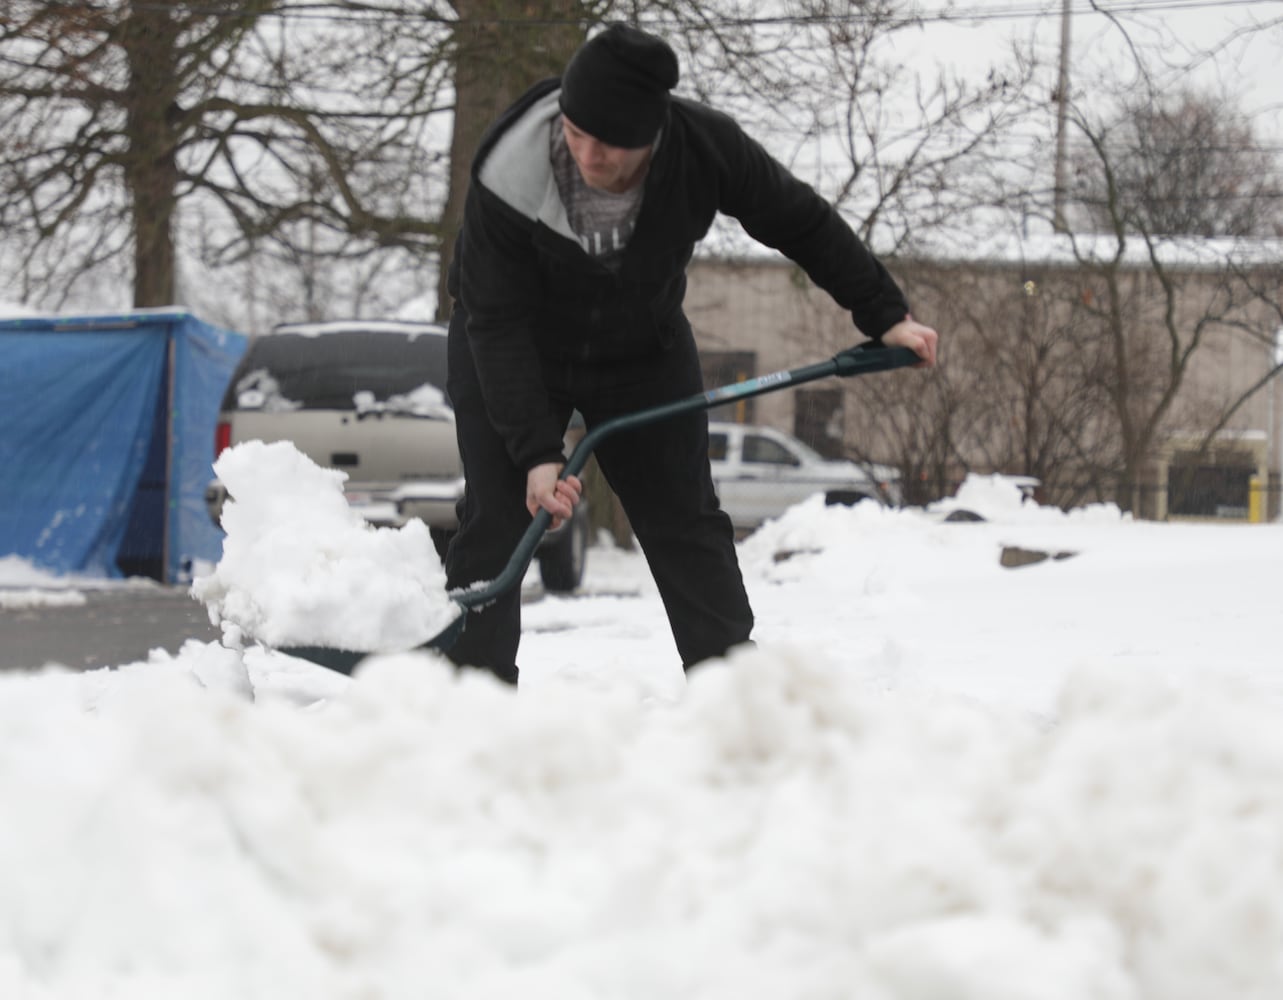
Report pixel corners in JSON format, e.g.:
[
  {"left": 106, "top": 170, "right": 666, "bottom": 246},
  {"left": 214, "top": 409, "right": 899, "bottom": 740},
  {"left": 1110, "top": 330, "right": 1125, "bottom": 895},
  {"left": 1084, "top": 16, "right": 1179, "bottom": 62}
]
[{"left": 3, "top": 442, "right": 1282, "bottom": 1000}]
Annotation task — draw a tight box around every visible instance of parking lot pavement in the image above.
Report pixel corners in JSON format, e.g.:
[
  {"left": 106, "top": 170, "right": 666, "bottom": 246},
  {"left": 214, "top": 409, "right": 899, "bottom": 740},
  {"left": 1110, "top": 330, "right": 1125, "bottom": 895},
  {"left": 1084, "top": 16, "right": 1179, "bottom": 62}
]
[{"left": 0, "top": 586, "right": 222, "bottom": 672}]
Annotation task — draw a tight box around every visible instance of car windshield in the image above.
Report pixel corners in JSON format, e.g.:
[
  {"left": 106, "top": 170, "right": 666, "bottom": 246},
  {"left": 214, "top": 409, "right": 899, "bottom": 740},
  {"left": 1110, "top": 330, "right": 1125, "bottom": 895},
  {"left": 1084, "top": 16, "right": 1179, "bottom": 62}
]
[{"left": 225, "top": 331, "right": 449, "bottom": 412}]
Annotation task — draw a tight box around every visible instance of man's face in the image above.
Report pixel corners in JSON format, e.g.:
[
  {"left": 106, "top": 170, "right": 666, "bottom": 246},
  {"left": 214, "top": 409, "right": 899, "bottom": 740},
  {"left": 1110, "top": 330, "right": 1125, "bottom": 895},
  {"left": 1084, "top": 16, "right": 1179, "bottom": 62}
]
[{"left": 561, "top": 117, "right": 652, "bottom": 194}]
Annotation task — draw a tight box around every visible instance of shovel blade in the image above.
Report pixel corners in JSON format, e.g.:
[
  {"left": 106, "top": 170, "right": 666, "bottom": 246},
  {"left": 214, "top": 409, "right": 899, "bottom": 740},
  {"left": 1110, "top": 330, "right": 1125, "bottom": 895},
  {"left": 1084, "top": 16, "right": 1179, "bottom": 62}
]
[{"left": 276, "top": 604, "right": 469, "bottom": 676}]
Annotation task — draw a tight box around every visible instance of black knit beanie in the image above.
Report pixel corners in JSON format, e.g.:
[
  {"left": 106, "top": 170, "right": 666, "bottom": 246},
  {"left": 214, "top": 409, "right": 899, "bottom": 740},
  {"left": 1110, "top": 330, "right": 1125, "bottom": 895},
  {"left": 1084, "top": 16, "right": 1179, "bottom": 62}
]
[{"left": 559, "top": 24, "right": 680, "bottom": 149}]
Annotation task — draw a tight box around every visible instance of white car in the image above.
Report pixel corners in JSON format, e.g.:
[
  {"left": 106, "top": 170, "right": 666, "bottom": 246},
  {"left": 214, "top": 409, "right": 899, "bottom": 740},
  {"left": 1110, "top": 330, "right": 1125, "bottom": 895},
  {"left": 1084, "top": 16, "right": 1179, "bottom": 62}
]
[{"left": 707, "top": 421, "right": 901, "bottom": 533}]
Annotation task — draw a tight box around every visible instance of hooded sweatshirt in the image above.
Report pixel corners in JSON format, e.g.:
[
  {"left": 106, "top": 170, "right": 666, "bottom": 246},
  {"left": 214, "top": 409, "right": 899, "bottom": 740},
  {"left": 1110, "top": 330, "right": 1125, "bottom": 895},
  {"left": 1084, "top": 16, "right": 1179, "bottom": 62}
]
[{"left": 447, "top": 78, "right": 910, "bottom": 472}]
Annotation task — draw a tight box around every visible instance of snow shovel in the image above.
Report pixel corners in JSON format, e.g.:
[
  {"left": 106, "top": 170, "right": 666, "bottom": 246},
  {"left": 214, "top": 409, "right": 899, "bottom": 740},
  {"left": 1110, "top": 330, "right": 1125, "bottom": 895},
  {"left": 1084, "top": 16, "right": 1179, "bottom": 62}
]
[{"left": 280, "top": 344, "right": 921, "bottom": 673}]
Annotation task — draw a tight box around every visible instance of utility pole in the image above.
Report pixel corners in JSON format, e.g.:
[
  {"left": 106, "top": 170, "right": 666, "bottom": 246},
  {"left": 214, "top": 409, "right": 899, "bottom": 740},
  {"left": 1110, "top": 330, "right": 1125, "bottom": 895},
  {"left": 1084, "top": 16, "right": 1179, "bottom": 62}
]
[
  {"left": 1053, "top": 0, "right": 1072, "bottom": 232},
  {"left": 1275, "top": 328, "right": 1283, "bottom": 520}
]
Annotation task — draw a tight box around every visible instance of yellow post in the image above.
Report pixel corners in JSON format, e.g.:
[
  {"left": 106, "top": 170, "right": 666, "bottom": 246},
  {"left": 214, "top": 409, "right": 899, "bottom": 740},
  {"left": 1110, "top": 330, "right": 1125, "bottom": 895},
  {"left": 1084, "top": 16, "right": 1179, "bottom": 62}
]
[{"left": 1249, "top": 475, "right": 1264, "bottom": 523}]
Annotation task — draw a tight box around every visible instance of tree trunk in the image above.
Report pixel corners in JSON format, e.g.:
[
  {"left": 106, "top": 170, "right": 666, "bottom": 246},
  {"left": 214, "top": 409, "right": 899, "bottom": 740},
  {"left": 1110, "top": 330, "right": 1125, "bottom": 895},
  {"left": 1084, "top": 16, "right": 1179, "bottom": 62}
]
[
  {"left": 435, "top": 1, "right": 586, "bottom": 320},
  {"left": 121, "top": 0, "right": 182, "bottom": 308}
]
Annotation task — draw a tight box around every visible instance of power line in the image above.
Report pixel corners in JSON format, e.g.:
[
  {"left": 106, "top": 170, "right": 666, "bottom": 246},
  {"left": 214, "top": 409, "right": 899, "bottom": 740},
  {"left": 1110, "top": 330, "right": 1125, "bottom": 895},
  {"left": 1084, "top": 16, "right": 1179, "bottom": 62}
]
[
  {"left": 20, "top": 0, "right": 1283, "bottom": 27},
  {"left": 938, "top": 0, "right": 1283, "bottom": 20}
]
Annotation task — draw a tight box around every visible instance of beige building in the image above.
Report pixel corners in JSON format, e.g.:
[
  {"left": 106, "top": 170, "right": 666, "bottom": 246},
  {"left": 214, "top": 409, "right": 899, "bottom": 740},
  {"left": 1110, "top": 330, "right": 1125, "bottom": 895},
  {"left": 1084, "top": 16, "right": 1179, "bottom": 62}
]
[{"left": 685, "top": 238, "right": 1283, "bottom": 520}]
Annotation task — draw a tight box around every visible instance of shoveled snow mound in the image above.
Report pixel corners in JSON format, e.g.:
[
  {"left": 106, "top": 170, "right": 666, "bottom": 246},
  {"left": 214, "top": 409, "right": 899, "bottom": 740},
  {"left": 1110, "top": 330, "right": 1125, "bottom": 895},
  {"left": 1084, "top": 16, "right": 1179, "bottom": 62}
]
[
  {"left": 192, "top": 440, "right": 460, "bottom": 651},
  {"left": 738, "top": 474, "right": 1130, "bottom": 578},
  {"left": 2, "top": 649, "right": 1281, "bottom": 999}
]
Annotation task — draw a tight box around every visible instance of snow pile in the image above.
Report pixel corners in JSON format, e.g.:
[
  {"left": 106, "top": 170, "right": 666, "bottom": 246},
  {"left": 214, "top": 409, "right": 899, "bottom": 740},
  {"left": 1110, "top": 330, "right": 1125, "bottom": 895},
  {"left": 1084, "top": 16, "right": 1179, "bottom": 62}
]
[
  {"left": 2, "top": 648, "right": 1283, "bottom": 998},
  {"left": 191, "top": 441, "right": 460, "bottom": 652},
  {"left": 0, "top": 555, "right": 84, "bottom": 588},
  {"left": 9, "top": 450, "right": 1283, "bottom": 997},
  {"left": 0, "top": 589, "right": 87, "bottom": 610},
  {"left": 733, "top": 477, "right": 1276, "bottom": 719},
  {"left": 931, "top": 473, "right": 1128, "bottom": 525},
  {"left": 0, "top": 555, "right": 105, "bottom": 609},
  {"left": 740, "top": 473, "right": 1126, "bottom": 573}
]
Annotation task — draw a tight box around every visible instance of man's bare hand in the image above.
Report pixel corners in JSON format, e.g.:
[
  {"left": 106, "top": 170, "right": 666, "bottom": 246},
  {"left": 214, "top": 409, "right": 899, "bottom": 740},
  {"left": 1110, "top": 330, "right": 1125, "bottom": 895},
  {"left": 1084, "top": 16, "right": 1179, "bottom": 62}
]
[
  {"left": 527, "top": 463, "right": 583, "bottom": 529},
  {"left": 882, "top": 314, "right": 939, "bottom": 367}
]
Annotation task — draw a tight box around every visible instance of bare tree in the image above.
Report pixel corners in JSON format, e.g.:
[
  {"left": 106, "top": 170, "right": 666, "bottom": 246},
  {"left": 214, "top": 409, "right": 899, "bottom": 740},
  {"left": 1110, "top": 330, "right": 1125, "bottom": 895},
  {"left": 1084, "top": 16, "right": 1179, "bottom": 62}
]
[
  {"left": 1, "top": 1, "right": 1036, "bottom": 323},
  {"left": 0, "top": 1, "right": 452, "bottom": 312},
  {"left": 433, "top": 0, "right": 591, "bottom": 320},
  {"left": 1070, "top": 90, "right": 1283, "bottom": 239},
  {"left": 606, "top": 1, "right": 1034, "bottom": 255},
  {"left": 840, "top": 12, "right": 1283, "bottom": 516},
  {"left": 904, "top": 262, "right": 1120, "bottom": 504},
  {"left": 1049, "top": 73, "right": 1283, "bottom": 513}
]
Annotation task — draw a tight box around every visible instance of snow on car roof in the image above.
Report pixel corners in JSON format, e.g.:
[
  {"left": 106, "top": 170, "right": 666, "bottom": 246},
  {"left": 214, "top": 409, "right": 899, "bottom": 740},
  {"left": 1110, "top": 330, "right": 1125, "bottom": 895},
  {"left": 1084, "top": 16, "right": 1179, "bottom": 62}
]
[{"left": 269, "top": 319, "right": 446, "bottom": 339}]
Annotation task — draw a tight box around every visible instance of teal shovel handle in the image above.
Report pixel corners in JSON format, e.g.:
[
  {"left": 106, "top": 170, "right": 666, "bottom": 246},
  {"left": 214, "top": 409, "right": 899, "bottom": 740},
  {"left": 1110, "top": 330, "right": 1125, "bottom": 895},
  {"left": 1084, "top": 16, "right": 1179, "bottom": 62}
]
[{"left": 451, "top": 344, "right": 920, "bottom": 610}]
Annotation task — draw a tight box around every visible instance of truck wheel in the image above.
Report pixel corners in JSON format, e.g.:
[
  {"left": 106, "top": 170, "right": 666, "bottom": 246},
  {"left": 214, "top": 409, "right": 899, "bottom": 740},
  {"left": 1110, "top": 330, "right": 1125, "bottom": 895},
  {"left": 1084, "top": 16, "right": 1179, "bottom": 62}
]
[{"left": 539, "top": 502, "right": 589, "bottom": 592}]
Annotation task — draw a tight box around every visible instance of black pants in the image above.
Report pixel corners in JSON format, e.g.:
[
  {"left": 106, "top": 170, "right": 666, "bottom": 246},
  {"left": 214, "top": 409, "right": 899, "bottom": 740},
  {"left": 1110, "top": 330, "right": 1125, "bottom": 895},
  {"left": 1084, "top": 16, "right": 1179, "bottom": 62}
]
[{"left": 443, "top": 308, "right": 754, "bottom": 683}]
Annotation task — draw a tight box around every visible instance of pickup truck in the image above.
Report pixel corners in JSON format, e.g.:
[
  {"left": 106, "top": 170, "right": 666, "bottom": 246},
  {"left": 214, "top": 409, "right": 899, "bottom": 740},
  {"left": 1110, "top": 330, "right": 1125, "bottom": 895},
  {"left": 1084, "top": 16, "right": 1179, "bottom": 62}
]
[
  {"left": 203, "top": 320, "right": 589, "bottom": 593},
  {"left": 707, "top": 421, "right": 901, "bottom": 533}
]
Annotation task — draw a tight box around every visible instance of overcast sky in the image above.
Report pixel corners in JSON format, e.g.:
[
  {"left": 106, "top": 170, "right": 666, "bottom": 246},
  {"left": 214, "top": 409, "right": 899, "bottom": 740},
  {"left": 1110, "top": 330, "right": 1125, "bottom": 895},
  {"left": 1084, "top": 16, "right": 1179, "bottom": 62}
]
[{"left": 907, "top": 0, "right": 1283, "bottom": 138}]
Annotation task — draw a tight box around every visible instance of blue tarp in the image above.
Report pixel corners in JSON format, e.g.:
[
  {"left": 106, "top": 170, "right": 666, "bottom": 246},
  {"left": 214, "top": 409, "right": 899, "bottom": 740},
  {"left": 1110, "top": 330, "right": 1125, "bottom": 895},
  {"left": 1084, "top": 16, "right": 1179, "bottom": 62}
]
[{"left": 0, "top": 311, "right": 247, "bottom": 582}]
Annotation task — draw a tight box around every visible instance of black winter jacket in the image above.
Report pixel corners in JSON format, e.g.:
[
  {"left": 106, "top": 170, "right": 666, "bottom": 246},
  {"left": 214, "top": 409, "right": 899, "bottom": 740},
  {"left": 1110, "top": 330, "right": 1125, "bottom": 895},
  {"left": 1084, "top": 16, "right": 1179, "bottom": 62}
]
[{"left": 447, "top": 78, "right": 910, "bottom": 472}]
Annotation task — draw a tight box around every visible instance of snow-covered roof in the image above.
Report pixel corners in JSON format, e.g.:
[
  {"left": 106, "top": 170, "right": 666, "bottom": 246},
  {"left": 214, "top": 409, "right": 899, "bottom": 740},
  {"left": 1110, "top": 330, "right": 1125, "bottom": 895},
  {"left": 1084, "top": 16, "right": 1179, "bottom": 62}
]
[
  {"left": 695, "top": 221, "right": 1283, "bottom": 274},
  {"left": 906, "top": 230, "right": 1283, "bottom": 271}
]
